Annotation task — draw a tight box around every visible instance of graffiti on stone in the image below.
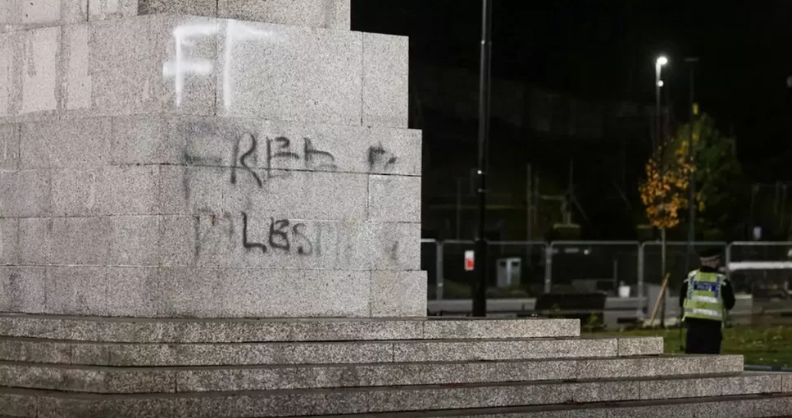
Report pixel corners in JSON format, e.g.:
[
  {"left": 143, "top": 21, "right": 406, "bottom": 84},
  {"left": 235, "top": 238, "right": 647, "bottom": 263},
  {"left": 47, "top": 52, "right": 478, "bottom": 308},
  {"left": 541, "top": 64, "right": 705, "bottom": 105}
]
[
  {"left": 228, "top": 133, "right": 340, "bottom": 187},
  {"left": 164, "top": 20, "right": 289, "bottom": 110},
  {"left": 241, "top": 212, "right": 315, "bottom": 257},
  {"left": 231, "top": 133, "right": 264, "bottom": 188},
  {"left": 367, "top": 143, "right": 398, "bottom": 172},
  {"left": 179, "top": 122, "right": 399, "bottom": 258}
]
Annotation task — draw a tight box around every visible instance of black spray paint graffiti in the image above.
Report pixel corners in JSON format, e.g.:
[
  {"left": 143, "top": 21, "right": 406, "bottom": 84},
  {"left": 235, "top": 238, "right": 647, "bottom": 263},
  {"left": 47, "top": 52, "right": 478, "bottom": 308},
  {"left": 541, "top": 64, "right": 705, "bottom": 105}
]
[
  {"left": 367, "top": 143, "right": 398, "bottom": 172},
  {"left": 231, "top": 133, "right": 264, "bottom": 187},
  {"left": 228, "top": 133, "right": 402, "bottom": 188},
  {"left": 303, "top": 138, "right": 337, "bottom": 171},
  {"left": 230, "top": 134, "right": 338, "bottom": 187},
  {"left": 241, "top": 212, "right": 267, "bottom": 253},
  {"left": 241, "top": 212, "right": 314, "bottom": 256}
]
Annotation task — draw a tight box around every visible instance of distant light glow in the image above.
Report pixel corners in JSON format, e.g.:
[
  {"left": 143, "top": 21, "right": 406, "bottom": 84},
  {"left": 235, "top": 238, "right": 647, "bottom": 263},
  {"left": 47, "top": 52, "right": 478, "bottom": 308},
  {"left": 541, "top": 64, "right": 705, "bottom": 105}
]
[
  {"left": 657, "top": 56, "right": 668, "bottom": 66},
  {"left": 729, "top": 262, "right": 792, "bottom": 271},
  {"left": 657, "top": 80, "right": 664, "bottom": 87}
]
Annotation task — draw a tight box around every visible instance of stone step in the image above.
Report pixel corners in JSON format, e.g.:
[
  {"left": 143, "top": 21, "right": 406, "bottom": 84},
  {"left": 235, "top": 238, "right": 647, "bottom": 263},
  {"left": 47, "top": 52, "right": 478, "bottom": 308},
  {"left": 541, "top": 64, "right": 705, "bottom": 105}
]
[
  {"left": 0, "top": 315, "right": 579, "bottom": 343},
  {"left": 0, "top": 336, "right": 661, "bottom": 366},
  {"left": 0, "top": 374, "right": 790, "bottom": 417},
  {"left": 300, "top": 394, "right": 792, "bottom": 418},
  {"left": 0, "top": 355, "right": 744, "bottom": 394}
]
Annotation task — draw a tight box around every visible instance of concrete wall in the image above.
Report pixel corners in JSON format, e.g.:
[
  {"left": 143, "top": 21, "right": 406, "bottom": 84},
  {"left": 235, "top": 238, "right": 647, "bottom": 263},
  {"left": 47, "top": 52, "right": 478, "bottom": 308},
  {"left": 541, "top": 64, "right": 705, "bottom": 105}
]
[{"left": 0, "top": 8, "right": 425, "bottom": 318}]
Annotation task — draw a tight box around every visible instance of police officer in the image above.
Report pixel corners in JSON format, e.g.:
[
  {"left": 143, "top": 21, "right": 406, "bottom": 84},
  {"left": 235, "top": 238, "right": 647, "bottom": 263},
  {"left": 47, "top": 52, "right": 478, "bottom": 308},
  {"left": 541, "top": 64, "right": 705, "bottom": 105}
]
[{"left": 679, "top": 248, "right": 736, "bottom": 354}]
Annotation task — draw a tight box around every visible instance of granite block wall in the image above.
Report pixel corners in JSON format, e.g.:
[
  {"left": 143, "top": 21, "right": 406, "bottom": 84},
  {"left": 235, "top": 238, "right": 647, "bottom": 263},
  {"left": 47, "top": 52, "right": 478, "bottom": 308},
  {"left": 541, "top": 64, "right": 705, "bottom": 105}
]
[
  {"left": 0, "top": 15, "right": 404, "bottom": 125},
  {"left": 1, "top": 0, "right": 350, "bottom": 32},
  {"left": 0, "top": 6, "right": 424, "bottom": 318}
]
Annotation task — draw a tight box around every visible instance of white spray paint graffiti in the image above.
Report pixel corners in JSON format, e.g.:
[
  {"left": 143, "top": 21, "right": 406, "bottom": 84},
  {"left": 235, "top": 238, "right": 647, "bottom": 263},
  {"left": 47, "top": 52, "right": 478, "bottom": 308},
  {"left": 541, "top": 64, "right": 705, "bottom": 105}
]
[
  {"left": 163, "top": 23, "right": 217, "bottom": 107},
  {"left": 163, "top": 21, "right": 281, "bottom": 109}
]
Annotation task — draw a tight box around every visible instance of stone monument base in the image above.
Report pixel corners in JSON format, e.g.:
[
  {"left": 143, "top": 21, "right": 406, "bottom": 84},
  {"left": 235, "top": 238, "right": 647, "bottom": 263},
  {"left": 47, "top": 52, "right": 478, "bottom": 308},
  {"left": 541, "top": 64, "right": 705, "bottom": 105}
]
[{"left": 0, "top": 314, "right": 790, "bottom": 417}]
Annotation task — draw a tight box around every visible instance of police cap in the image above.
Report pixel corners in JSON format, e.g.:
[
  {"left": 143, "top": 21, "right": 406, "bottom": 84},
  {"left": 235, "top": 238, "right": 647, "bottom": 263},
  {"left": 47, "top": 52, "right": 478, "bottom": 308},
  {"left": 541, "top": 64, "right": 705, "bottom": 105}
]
[{"left": 697, "top": 247, "right": 722, "bottom": 262}]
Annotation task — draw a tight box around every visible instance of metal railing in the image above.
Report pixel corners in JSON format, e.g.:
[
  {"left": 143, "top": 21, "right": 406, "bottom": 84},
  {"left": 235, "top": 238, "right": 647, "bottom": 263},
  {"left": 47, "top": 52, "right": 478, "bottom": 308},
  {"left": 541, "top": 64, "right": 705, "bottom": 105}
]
[
  {"left": 422, "top": 239, "right": 792, "bottom": 313},
  {"left": 728, "top": 241, "right": 792, "bottom": 297}
]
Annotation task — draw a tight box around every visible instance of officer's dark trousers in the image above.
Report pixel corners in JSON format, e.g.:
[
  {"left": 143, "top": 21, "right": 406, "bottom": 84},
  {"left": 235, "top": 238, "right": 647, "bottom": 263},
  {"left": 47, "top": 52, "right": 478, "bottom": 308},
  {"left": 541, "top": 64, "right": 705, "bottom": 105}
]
[{"left": 684, "top": 318, "right": 723, "bottom": 354}]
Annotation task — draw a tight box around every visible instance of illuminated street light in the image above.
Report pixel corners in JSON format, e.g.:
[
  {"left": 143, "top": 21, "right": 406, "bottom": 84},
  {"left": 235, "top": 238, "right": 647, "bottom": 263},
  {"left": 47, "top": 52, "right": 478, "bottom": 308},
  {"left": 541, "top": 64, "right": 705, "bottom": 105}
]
[
  {"left": 654, "top": 54, "right": 669, "bottom": 328},
  {"left": 655, "top": 55, "right": 669, "bottom": 149}
]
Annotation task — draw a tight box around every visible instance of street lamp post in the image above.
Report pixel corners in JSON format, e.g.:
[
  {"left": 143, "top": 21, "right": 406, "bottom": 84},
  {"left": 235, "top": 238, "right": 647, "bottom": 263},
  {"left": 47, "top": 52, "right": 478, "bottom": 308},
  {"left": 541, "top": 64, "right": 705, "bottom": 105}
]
[
  {"left": 684, "top": 57, "right": 699, "bottom": 274},
  {"left": 472, "top": 0, "right": 493, "bottom": 317},
  {"left": 655, "top": 56, "right": 668, "bottom": 150},
  {"left": 655, "top": 55, "right": 668, "bottom": 327}
]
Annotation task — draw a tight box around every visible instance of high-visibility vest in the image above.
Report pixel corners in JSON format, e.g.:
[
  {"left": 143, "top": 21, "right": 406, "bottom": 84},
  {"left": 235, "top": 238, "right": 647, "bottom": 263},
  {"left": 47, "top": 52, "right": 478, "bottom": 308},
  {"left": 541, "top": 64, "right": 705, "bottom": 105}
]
[{"left": 683, "top": 270, "right": 726, "bottom": 321}]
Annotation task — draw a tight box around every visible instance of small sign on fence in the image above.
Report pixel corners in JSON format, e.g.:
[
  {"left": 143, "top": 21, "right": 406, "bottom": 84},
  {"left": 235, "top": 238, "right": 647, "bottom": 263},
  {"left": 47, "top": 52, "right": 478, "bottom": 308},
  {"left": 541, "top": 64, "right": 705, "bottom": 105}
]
[{"left": 464, "top": 251, "right": 475, "bottom": 271}]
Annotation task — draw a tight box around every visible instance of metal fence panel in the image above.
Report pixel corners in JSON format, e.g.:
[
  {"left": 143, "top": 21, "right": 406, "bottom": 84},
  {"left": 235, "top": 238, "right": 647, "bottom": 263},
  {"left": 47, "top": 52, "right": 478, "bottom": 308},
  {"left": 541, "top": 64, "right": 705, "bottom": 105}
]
[
  {"left": 642, "top": 242, "right": 727, "bottom": 291},
  {"left": 550, "top": 242, "right": 640, "bottom": 295},
  {"left": 439, "top": 241, "right": 476, "bottom": 300},
  {"left": 728, "top": 242, "right": 792, "bottom": 298},
  {"left": 423, "top": 239, "right": 792, "bottom": 302},
  {"left": 487, "top": 242, "right": 547, "bottom": 298}
]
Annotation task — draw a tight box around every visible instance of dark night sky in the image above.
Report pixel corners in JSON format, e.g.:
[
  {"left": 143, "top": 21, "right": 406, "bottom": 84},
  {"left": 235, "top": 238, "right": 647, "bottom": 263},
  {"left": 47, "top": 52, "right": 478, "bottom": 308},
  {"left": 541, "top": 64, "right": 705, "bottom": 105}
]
[{"left": 353, "top": 0, "right": 792, "bottom": 181}]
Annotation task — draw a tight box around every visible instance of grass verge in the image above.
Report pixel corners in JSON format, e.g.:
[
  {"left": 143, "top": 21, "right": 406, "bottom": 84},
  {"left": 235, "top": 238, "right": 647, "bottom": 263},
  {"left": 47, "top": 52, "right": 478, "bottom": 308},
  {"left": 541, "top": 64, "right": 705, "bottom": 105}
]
[{"left": 586, "top": 326, "right": 792, "bottom": 367}]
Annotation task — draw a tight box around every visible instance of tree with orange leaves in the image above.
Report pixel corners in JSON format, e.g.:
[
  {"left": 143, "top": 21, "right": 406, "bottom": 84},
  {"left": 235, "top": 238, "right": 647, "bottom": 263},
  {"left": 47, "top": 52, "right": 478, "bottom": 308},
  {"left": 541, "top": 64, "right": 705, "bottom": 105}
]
[
  {"left": 640, "top": 139, "right": 695, "bottom": 230},
  {"left": 640, "top": 114, "right": 742, "bottom": 235}
]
